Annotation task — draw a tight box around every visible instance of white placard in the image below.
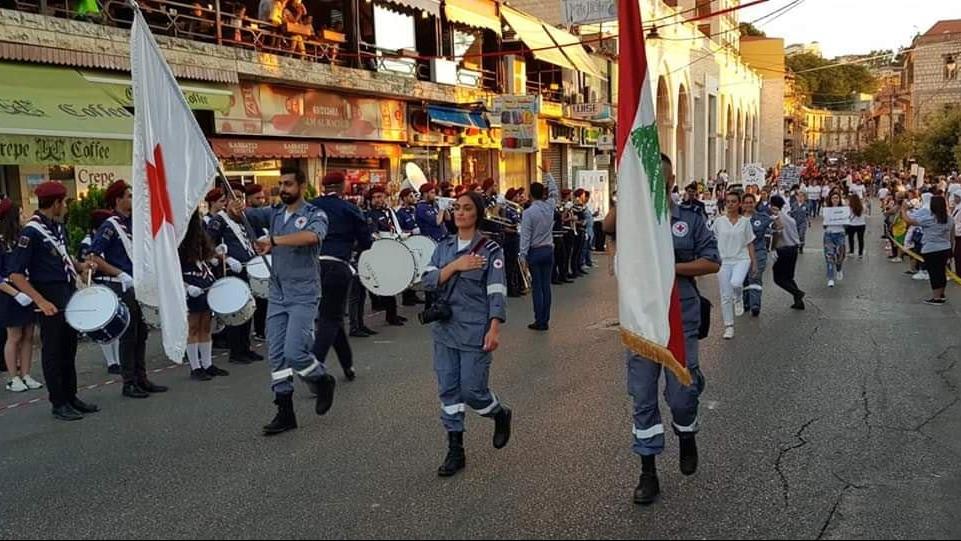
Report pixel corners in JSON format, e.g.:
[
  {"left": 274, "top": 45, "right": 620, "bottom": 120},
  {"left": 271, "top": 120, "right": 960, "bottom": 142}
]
[
  {"left": 742, "top": 163, "right": 765, "bottom": 186},
  {"left": 823, "top": 206, "right": 851, "bottom": 226},
  {"left": 916, "top": 167, "right": 925, "bottom": 188},
  {"left": 910, "top": 163, "right": 919, "bottom": 176},
  {"left": 575, "top": 169, "right": 610, "bottom": 217},
  {"left": 703, "top": 199, "right": 718, "bottom": 218},
  {"left": 563, "top": 0, "right": 616, "bottom": 25}
]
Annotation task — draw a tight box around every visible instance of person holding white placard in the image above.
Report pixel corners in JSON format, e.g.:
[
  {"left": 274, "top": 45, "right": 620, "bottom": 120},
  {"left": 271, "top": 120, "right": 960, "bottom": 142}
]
[
  {"left": 822, "top": 190, "right": 848, "bottom": 287},
  {"left": 711, "top": 192, "right": 757, "bottom": 340}
]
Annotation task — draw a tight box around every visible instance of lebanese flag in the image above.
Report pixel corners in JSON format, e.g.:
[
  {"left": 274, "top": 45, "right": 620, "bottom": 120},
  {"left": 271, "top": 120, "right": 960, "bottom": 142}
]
[
  {"left": 130, "top": 9, "right": 219, "bottom": 363},
  {"left": 616, "top": 0, "right": 690, "bottom": 386}
]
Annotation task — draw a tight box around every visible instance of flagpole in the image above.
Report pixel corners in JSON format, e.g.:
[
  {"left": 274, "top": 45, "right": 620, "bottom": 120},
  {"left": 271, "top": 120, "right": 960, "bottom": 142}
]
[{"left": 214, "top": 168, "right": 276, "bottom": 279}]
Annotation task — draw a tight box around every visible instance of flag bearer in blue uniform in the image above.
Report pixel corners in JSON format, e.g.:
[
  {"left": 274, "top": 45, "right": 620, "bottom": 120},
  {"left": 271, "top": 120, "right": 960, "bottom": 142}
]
[
  {"left": 603, "top": 155, "right": 720, "bottom": 506},
  {"left": 253, "top": 167, "right": 334, "bottom": 436},
  {"left": 89, "top": 180, "right": 168, "bottom": 398},
  {"left": 9, "top": 182, "right": 100, "bottom": 421},
  {"left": 206, "top": 182, "right": 264, "bottom": 365},
  {"left": 420, "top": 191, "right": 513, "bottom": 478}
]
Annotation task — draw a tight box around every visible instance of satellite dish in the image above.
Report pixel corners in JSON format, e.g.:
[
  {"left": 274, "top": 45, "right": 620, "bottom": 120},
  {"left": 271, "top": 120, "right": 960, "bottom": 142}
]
[{"left": 404, "top": 162, "right": 428, "bottom": 193}]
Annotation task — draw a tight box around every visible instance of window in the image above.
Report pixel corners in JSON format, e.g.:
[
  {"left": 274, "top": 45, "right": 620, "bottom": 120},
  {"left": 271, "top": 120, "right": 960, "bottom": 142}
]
[
  {"left": 945, "top": 55, "right": 958, "bottom": 81},
  {"left": 374, "top": 5, "right": 415, "bottom": 51}
]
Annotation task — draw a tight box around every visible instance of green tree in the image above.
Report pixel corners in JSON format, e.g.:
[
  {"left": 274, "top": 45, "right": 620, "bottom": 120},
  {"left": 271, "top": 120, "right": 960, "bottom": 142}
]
[
  {"left": 739, "top": 22, "right": 766, "bottom": 38},
  {"left": 916, "top": 110, "right": 961, "bottom": 174},
  {"left": 786, "top": 53, "right": 879, "bottom": 108},
  {"left": 66, "top": 187, "right": 106, "bottom": 257}
]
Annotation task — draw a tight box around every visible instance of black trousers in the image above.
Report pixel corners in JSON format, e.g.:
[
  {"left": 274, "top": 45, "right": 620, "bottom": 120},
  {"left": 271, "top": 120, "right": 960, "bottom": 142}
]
[
  {"left": 846, "top": 225, "right": 866, "bottom": 256},
  {"left": 370, "top": 292, "right": 398, "bottom": 321},
  {"left": 105, "top": 283, "right": 148, "bottom": 385},
  {"left": 314, "top": 260, "right": 353, "bottom": 373},
  {"left": 35, "top": 283, "right": 79, "bottom": 407},
  {"left": 569, "top": 230, "right": 585, "bottom": 276},
  {"left": 924, "top": 250, "right": 951, "bottom": 291},
  {"left": 253, "top": 297, "right": 267, "bottom": 337},
  {"left": 348, "top": 275, "right": 367, "bottom": 331},
  {"left": 553, "top": 233, "right": 570, "bottom": 281},
  {"left": 504, "top": 232, "right": 523, "bottom": 296},
  {"left": 773, "top": 246, "right": 804, "bottom": 299}
]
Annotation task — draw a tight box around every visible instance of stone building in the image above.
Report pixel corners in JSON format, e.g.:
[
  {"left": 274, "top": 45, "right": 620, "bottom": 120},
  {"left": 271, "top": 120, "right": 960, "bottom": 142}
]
[{"left": 905, "top": 19, "right": 961, "bottom": 130}]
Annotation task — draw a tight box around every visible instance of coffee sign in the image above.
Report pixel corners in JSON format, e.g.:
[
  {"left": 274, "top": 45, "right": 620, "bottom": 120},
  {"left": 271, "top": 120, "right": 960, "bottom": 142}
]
[{"left": 0, "top": 135, "right": 132, "bottom": 166}]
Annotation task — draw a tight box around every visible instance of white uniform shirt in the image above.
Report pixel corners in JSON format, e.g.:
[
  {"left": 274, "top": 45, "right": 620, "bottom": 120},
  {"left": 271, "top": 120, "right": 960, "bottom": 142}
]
[{"left": 712, "top": 215, "right": 755, "bottom": 262}]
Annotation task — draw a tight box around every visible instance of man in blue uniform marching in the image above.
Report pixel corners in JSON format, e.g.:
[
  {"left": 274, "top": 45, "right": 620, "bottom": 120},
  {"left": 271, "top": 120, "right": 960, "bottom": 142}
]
[
  {"left": 206, "top": 182, "right": 264, "bottom": 365},
  {"left": 741, "top": 193, "right": 773, "bottom": 317},
  {"left": 366, "top": 185, "right": 406, "bottom": 327},
  {"left": 395, "top": 187, "right": 425, "bottom": 306},
  {"left": 251, "top": 167, "right": 335, "bottom": 436},
  {"left": 88, "top": 180, "right": 168, "bottom": 399},
  {"left": 604, "top": 154, "right": 720, "bottom": 505},
  {"left": 9, "top": 182, "right": 100, "bottom": 421}
]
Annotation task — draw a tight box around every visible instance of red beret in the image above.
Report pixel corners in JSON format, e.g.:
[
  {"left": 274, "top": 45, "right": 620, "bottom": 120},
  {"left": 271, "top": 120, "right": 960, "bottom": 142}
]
[
  {"left": 368, "top": 185, "right": 386, "bottom": 196},
  {"left": 0, "top": 198, "right": 13, "bottom": 218},
  {"left": 104, "top": 180, "right": 128, "bottom": 206},
  {"left": 399, "top": 188, "right": 414, "bottom": 199},
  {"left": 323, "top": 171, "right": 346, "bottom": 185},
  {"left": 244, "top": 183, "right": 263, "bottom": 196},
  {"left": 35, "top": 181, "right": 67, "bottom": 200},
  {"left": 454, "top": 185, "right": 467, "bottom": 195},
  {"left": 419, "top": 183, "right": 436, "bottom": 195},
  {"left": 561, "top": 188, "right": 572, "bottom": 196},
  {"left": 482, "top": 178, "right": 495, "bottom": 190},
  {"left": 205, "top": 188, "right": 224, "bottom": 203},
  {"left": 439, "top": 181, "right": 452, "bottom": 190},
  {"left": 91, "top": 209, "right": 113, "bottom": 228},
  {"left": 573, "top": 188, "right": 585, "bottom": 197},
  {"left": 505, "top": 188, "right": 517, "bottom": 200}
]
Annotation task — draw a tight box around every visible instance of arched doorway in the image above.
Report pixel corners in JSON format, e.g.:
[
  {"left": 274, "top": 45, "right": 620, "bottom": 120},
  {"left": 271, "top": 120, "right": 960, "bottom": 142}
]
[
  {"left": 676, "top": 85, "right": 690, "bottom": 186},
  {"left": 656, "top": 76, "right": 673, "bottom": 161},
  {"left": 725, "top": 104, "right": 735, "bottom": 176}
]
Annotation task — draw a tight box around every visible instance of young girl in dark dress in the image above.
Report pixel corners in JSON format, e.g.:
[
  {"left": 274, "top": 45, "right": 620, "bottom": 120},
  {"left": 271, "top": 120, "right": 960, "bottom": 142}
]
[
  {"left": 0, "top": 200, "right": 40, "bottom": 393},
  {"left": 180, "top": 211, "right": 229, "bottom": 381}
]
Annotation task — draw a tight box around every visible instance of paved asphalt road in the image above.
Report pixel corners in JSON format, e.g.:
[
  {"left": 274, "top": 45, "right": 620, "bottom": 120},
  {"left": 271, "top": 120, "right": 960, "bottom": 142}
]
[{"left": 2, "top": 212, "right": 960, "bottom": 539}]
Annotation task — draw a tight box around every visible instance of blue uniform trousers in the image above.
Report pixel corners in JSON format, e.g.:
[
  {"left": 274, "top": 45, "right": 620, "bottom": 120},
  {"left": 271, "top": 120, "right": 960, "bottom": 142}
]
[
  {"left": 528, "top": 246, "right": 554, "bottom": 326},
  {"left": 743, "top": 250, "right": 768, "bottom": 313},
  {"left": 267, "top": 298, "right": 326, "bottom": 394},
  {"left": 434, "top": 343, "right": 500, "bottom": 432}
]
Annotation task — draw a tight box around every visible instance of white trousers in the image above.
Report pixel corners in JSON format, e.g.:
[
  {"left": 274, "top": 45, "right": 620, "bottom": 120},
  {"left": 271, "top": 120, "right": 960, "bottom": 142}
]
[{"left": 719, "top": 259, "right": 751, "bottom": 326}]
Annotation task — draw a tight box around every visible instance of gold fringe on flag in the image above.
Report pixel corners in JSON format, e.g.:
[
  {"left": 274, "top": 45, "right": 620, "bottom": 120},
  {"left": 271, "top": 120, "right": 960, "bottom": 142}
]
[{"left": 620, "top": 328, "right": 692, "bottom": 387}]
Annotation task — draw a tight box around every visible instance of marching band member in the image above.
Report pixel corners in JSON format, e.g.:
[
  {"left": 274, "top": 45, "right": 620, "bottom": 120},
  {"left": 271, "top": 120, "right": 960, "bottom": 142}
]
[
  {"left": 481, "top": 178, "right": 498, "bottom": 209},
  {"left": 416, "top": 183, "right": 450, "bottom": 243},
  {"left": 741, "top": 193, "right": 773, "bottom": 317},
  {"left": 245, "top": 183, "right": 269, "bottom": 341},
  {"left": 89, "top": 181, "right": 168, "bottom": 398},
  {"left": 310, "top": 171, "right": 371, "bottom": 381},
  {"left": 552, "top": 190, "right": 574, "bottom": 284},
  {"left": 203, "top": 188, "right": 226, "bottom": 226},
  {"left": 1, "top": 199, "right": 40, "bottom": 394},
  {"left": 252, "top": 167, "right": 334, "bottom": 436},
  {"left": 180, "top": 212, "right": 229, "bottom": 381},
  {"left": 367, "top": 185, "right": 406, "bottom": 327},
  {"left": 502, "top": 188, "right": 524, "bottom": 297},
  {"left": 9, "top": 182, "right": 99, "bottom": 421},
  {"left": 396, "top": 187, "right": 426, "bottom": 306},
  {"left": 421, "top": 191, "right": 512, "bottom": 477},
  {"left": 82, "top": 208, "right": 121, "bottom": 376},
  {"left": 520, "top": 159, "right": 559, "bottom": 331},
  {"left": 206, "top": 183, "right": 263, "bottom": 365}
]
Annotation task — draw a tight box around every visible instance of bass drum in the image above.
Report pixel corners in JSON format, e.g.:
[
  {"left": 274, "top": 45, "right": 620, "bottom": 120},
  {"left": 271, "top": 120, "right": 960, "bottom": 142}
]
[
  {"left": 208, "top": 277, "right": 256, "bottom": 327},
  {"left": 403, "top": 234, "right": 437, "bottom": 283},
  {"left": 357, "top": 238, "right": 417, "bottom": 297},
  {"left": 65, "top": 285, "right": 131, "bottom": 344},
  {"left": 246, "top": 255, "right": 271, "bottom": 299}
]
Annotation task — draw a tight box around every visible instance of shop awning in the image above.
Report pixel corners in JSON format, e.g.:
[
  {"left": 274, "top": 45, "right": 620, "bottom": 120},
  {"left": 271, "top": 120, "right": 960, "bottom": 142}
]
[
  {"left": 541, "top": 25, "right": 606, "bottom": 79},
  {"left": 445, "top": 0, "right": 501, "bottom": 36},
  {"left": 553, "top": 118, "right": 592, "bottom": 129},
  {"left": 427, "top": 105, "right": 490, "bottom": 129},
  {"left": 324, "top": 143, "right": 402, "bottom": 159},
  {"left": 501, "top": 7, "right": 574, "bottom": 71},
  {"left": 210, "top": 138, "right": 323, "bottom": 159},
  {"left": 0, "top": 62, "right": 132, "bottom": 140},
  {"left": 382, "top": 0, "right": 440, "bottom": 19},
  {"left": 82, "top": 72, "right": 234, "bottom": 113}
]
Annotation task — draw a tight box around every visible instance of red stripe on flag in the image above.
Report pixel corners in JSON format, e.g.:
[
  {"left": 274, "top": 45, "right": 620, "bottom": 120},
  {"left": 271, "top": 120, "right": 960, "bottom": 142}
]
[
  {"left": 666, "top": 282, "right": 687, "bottom": 373},
  {"left": 616, "top": 0, "right": 646, "bottom": 162},
  {"left": 146, "top": 144, "right": 174, "bottom": 237}
]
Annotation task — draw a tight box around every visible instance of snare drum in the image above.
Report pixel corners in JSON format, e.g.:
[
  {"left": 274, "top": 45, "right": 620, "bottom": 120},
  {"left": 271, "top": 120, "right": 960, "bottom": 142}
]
[
  {"left": 207, "top": 277, "right": 256, "bottom": 327},
  {"left": 65, "top": 285, "right": 131, "bottom": 344},
  {"left": 403, "top": 235, "right": 437, "bottom": 283},
  {"left": 246, "top": 255, "right": 271, "bottom": 299},
  {"left": 139, "top": 303, "right": 161, "bottom": 329},
  {"left": 357, "top": 238, "right": 417, "bottom": 297}
]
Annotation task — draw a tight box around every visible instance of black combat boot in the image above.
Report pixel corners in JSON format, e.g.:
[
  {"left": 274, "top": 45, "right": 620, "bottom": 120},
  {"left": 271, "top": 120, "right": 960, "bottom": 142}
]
[
  {"left": 313, "top": 374, "right": 336, "bottom": 415},
  {"left": 492, "top": 406, "right": 513, "bottom": 449},
  {"left": 633, "top": 455, "right": 660, "bottom": 506},
  {"left": 679, "top": 434, "right": 698, "bottom": 476},
  {"left": 437, "top": 432, "right": 466, "bottom": 477},
  {"left": 262, "top": 394, "right": 297, "bottom": 436}
]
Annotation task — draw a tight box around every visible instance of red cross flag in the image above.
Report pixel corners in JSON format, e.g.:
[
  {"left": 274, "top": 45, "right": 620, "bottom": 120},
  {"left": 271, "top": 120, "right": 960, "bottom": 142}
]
[
  {"left": 616, "top": 0, "right": 689, "bottom": 385},
  {"left": 131, "top": 7, "right": 220, "bottom": 363}
]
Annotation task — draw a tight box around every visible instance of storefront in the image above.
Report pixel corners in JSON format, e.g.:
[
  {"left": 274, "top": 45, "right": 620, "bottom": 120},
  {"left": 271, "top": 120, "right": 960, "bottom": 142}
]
[
  {"left": 323, "top": 142, "right": 402, "bottom": 196},
  {"left": 210, "top": 138, "right": 323, "bottom": 199},
  {"left": 461, "top": 127, "right": 500, "bottom": 185},
  {"left": 407, "top": 107, "right": 460, "bottom": 183}
]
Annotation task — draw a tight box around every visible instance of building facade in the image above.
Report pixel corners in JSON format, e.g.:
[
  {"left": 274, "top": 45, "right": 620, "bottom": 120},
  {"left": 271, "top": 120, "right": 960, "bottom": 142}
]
[
  {"left": 906, "top": 19, "right": 961, "bottom": 130},
  {"left": 740, "top": 36, "right": 786, "bottom": 168}
]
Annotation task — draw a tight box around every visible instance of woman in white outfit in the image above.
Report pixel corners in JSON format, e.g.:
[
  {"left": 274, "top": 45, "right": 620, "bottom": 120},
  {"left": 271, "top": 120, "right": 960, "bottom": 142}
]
[{"left": 712, "top": 192, "right": 757, "bottom": 340}]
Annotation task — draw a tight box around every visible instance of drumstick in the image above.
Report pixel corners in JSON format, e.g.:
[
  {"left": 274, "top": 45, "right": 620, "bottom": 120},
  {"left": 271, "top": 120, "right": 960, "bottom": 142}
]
[{"left": 86, "top": 268, "right": 92, "bottom": 288}]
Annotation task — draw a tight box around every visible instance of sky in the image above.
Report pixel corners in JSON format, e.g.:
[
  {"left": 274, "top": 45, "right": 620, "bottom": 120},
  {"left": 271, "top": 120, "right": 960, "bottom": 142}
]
[{"left": 737, "top": 0, "right": 961, "bottom": 58}]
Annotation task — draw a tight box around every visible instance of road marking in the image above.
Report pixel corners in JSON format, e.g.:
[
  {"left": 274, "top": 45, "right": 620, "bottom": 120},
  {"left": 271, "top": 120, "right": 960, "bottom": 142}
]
[{"left": 704, "top": 400, "right": 720, "bottom": 410}]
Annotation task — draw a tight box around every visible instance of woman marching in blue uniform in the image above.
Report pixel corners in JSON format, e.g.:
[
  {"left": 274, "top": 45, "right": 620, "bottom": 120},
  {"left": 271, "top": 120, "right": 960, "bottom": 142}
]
[
  {"left": 180, "top": 212, "right": 229, "bottom": 381},
  {"left": 0, "top": 199, "right": 40, "bottom": 393},
  {"left": 420, "top": 191, "right": 513, "bottom": 477},
  {"left": 741, "top": 193, "right": 773, "bottom": 317}
]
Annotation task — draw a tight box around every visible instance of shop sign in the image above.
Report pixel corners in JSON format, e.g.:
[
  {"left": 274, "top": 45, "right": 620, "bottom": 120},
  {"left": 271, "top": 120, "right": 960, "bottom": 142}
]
[
  {"left": 325, "top": 143, "right": 402, "bottom": 160},
  {"left": 596, "top": 153, "right": 611, "bottom": 167},
  {"left": 563, "top": 0, "right": 616, "bottom": 25},
  {"left": 569, "top": 102, "right": 613, "bottom": 122},
  {"left": 494, "top": 95, "right": 539, "bottom": 154},
  {"left": 596, "top": 134, "right": 615, "bottom": 151},
  {"left": 343, "top": 169, "right": 388, "bottom": 184},
  {"left": 461, "top": 128, "right": 501, "bottom": 148},
  {"left": 540, "top": 101, "right": 565, "bottom": 120},
  {"left": 216, "top": 84, "right": 408, "bottom": 142},
  {"left": 210, "top": 138, "right": 322, "bottom": 159},
  {"left": 583, "top": 127, "right": 601, "bottom": 146},
  {"left": 0, "top": 134, "right": 132, "bottom": 166}
]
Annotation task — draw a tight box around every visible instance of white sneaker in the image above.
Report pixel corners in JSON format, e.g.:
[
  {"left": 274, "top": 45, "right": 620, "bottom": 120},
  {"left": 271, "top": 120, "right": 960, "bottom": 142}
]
[
  {"left": 734, "top": 297, "right": 745, "bottom": 317},
  {"left": 6, "top": 376, "right": 27, "bottom": 393},
  {"left": 21, "top": 375, "right": 43, "bottom": 390},
  {"left": 912, "top": 271, "right": 928, "bottom": 281},
  {"left": 889, "top": 257, "right": 903, "bottom": 263},
  {"left": 837, "top": 270, "right": 844, "bottom": 281},
  {"left": 828, "top": 279, "right": 836, "bottom": 288},
  {"left": 723, "top": 326, "right": 735, "bottom": 340}
]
